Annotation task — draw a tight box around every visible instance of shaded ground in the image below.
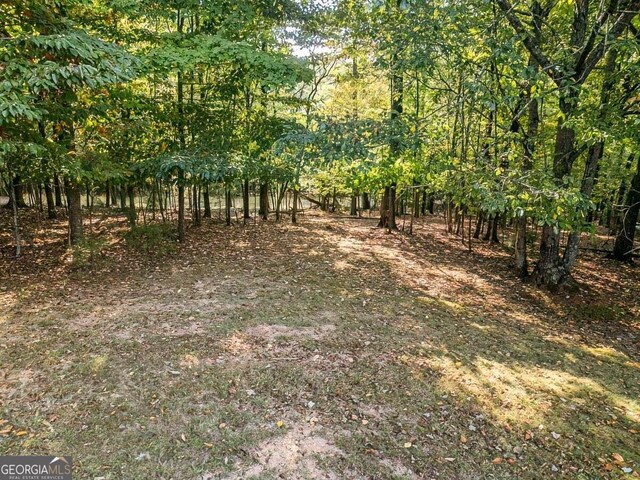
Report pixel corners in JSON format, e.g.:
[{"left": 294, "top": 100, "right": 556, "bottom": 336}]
[{"left": 1, "top": 209, "right": 639, "bottom": 479}]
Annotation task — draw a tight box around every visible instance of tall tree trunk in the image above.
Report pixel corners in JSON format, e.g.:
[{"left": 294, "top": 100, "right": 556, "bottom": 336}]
[
  {"left": 9, "top": 172, "right": 21, "bottom": 257},
  {"left": 563, "top": 48, "right": 618, "bottom": 268},
  {"left": 5, "top": 176, "right": 27, "bottom": 210},
  {"left": 56, "top": 116, "right": 82, "bottom": 244},
  {"left": 66, "top": 181, "right": 83, "bottom": 245},
  {"left": 177, "top": 182, "right": 185, "bottom": 241},
  {"left": 158, "top": 181, "right": 165, "bottom": 222},
  {"left": 483, "top": 215, "right": 493, "bottom": 241},
  {"left": 275, "top": 182, "right": 288, "bottom": 220},
  {"left": 119, "top": 184, "right": 126, "bottom": 209},
  {"left": 259, "top": 182, "right": 269, "bottom": 220},
  {"left": 611, "top": 156, "right": 635, "bottom": 234},
  {"left": 389, "top": 184, "right": 397, "bottom": 229},
  {"left": 150, "top": 182, "right": 157, "bottom": 220},
  {"left": 532, "top": 90, "right": 580, "bottom": 289},
  {"left": 350, "top": 193, "right": 357, "bottom": 216},
  {"left": 203, "top": 184, "right": 211, "bottom": 218},
  {"left": 105, "top": 180, "right": 111, "bottom": 208},
  {"left": 127, "top": 184, "right": 136, "bottom": 228},
  {"left": 515, "top": 51, "right": 540, "bottom": 277},
  {"left": 292, "top": 187, "right": 299, "bottom": 223},
  {"left": 491, "top": 213, "right": 500, "bottom": 243},
  {"left": 192, "top": 184, "right": 200, "bottom": 226},
  {"left": 54, "top": 175, "right": 63, "bottom": 207},
  {"left": 176, "top": 8, "right": 187, "bottom": 240},
  {"left": 225, "top": 187, "right": 232, "bottom": 226},
  {"left": 380, "top": 46, "right": 402, "bottom": 230},
  {"left": 37, "top": 122, "right": 55, "bottom": 218},
  {"left": 44, "top": 181, "right": 56, "bottom": 219},
  {"left": 474, "top": 212, "right": 484, "bottom": 239},
  {"left": 514, "top": 217, "right": 528, "bottom": 276},
  {"left": 612, "top": 156, "right": 640, "bottom": 261},
  {"left": 243, "top": 178, "right": 250, "bottom": 220},
  {"left": 362, "top": 192, "right": 371, "bottom": 210},
  {"left": 378, "top": 187, "right": 390, "bottom": 227}
]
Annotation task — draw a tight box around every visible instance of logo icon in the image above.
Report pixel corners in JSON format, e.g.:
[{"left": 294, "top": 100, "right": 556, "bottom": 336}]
[{"left": 0, "top": 456, "right": 72, "bottom": 480}]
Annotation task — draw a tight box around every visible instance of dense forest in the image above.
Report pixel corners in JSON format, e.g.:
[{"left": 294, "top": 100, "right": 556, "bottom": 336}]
[
  {"left": 2, "top": 0, "right": 639, "bottom": 288},
  {"left": 1, "top": 0, "right": 640, "bottom": 479}
]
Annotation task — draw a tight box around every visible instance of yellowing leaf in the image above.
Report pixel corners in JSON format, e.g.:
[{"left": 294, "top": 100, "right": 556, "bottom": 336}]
[
  {"left": 277, "top": 421, "right": 284, "bottom": 428},
  {"left": 15, "top": 431, "right": 28, "bottom": 436}
]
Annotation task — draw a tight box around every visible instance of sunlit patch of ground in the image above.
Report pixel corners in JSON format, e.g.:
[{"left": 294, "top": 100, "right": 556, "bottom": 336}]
[{"left": 0, "top": 210, "right": 638, "bottom": 479}]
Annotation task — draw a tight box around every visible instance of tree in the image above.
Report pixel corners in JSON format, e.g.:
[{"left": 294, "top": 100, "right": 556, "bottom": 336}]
[
  {"left": 0, "top": 0, "right": 136, "bottom": 244},
  {"left": 496, "top": 0, "right": 640, "bottom": 288}
]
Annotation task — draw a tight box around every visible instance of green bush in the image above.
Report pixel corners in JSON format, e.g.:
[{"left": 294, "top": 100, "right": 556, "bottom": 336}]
[
  {"left": 70, "top": 237, "right": 108, "bottom": 269},
  {"left": 124, "top": 223, "right": 176, "bottom": 255}
]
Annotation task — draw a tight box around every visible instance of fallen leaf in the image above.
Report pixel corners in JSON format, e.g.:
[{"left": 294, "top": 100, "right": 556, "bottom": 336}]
[
  {"left": 15, "top": 431, "right": 28, "bottom": 436},
  {"left": 403, "top": 442, "right": 412, "bottom": 448},
  {"left": 493, "top": 457, "right": 503, "bottom": 465},
  {"left": 460, "top": 434, "right": 468, "bottom": 444},
  {"left": 277, "top": 421, "right": 284, "bottom": 428}
]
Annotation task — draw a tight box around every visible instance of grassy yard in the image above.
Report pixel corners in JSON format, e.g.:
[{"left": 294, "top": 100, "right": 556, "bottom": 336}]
[{"left": 1, "top": 212, "right": 638, "bottom": 479}]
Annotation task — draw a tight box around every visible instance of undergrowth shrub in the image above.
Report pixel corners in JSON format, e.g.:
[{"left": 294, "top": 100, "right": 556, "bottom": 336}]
[
  {"left": 70, "top": 237, "right": 108, "bottom": 269},
  {"left": 124, "top": 223, "right": 176, "bottom": 255}
]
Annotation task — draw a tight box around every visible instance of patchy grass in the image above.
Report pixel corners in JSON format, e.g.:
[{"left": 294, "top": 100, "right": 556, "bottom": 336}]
[{"left": 0, "top": 212, "right": 639, "bottom": 479}]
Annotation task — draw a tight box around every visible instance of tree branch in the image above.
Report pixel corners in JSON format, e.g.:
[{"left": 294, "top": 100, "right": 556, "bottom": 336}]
[
  {"left": 576, "top": 1, "right": 640, "bottom": 83},
  {"left": 495, "top": 0, "right": 561, "bottom": 86}
]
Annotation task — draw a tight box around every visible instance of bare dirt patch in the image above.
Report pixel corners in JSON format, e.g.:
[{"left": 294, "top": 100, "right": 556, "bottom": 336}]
[
  {"left": 224, "top": 424, "right": 343, "bottom": 480},
  {"left": 245, "top": 323, "right": 336, "bottom": 341}
]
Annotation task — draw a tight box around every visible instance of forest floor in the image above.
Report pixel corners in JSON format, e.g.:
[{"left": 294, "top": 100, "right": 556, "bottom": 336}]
[{"left": 1, "top": 208, "right": 639, "bottom": 479}]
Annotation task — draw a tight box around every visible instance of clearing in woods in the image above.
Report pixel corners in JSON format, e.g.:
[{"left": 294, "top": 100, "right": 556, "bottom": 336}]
[{"left": 1, "top": 213, "right": 639, "bottom": 479}]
